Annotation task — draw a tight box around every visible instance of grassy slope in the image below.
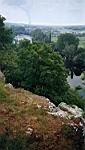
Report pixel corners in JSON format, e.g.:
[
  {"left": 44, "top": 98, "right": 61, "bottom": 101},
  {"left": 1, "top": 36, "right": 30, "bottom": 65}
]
[
  {"left": 0, "top": 83, "right": 75, "bottom": 134},
  {"left": 0, "top": 82, "right": 83, "bottom": 150}
]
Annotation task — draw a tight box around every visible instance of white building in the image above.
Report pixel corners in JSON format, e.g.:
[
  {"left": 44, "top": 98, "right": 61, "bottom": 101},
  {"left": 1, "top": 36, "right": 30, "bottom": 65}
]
[{"left": 14, "top": 34, "right": 32, "bottom": 44}]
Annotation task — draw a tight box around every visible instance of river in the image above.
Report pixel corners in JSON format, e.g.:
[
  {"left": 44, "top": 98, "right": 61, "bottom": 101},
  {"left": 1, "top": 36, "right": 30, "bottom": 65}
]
[{"left": 67, "top": 74, "right": 85, "bottom": 97}]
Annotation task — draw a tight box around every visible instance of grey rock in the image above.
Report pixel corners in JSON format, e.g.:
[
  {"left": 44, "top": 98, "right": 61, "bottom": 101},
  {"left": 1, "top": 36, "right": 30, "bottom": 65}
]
[{"left": 48, "top": 102, "right": 83, "bottom": 119}]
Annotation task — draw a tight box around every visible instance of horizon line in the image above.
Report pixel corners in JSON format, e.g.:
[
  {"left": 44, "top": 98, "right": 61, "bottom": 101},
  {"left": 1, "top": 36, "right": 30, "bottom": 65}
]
[{"left": 5, "top": 21, "right": 85, "bottom": 27}]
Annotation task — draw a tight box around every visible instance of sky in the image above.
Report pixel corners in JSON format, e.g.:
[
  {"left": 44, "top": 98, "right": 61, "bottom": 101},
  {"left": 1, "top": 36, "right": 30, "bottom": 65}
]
[{"left": 0, "top": 0, "right": 85, "bottom": 25}]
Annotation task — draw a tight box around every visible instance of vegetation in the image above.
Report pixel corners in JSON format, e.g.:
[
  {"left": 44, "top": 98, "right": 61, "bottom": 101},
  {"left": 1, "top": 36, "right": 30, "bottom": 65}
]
[
  {"left": 32, "top": 29, "right": 51, "bottom": 43},
  {"left": 0, "top": 82, "right": 84, "bottom": 150},
  {"left": 79, "top": 36, "right": 85, "bottom": 48},
  {"left": 0, "top": 15, "right": 85, "bottom": 150},
  {"left": 56, "top": 33, "right": 85, "bottom": 78},
  {"left": 63, "top": 89, "right": 85, "bottom": 110},
  {"left": 75, "top": 85, "right": 82, "bottom": 91},
  {"left": 0, "top": 134, "right": 30, "bottom": 150},
  {"left": 0, "top": 15, "right": 13, "bottom": 49},
  {"left": 0, "top": 82, "right": 7, "bottom": 100},
  {"left": 0, "top": 15, "right": 85, "bottom": 108},
  {"left": 4, "top": 41, "right": 69, "bottom": 105}
]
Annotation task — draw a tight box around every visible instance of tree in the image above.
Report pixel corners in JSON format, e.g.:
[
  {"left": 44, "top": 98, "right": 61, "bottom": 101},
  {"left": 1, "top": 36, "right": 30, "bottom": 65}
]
[
  {"left": 56, "top": 33, "right": 85, "bottom": 78},
  {"left": 32, "top": 29, "right": 51, "bottom": 43},
  {"left": 0, "top": 15, "right": 13, "bottom": 70},
  {"left": 3, "top": 48, "right": 21, "bottom": 86},
  {"left": 73, "top": 51, "right": 85, "bottom": 76},
  {"left": 18, "top": 39, "right": 31, "bottom": 48},
  {"left": 16, "top": 43, "right": 68, "bottom": 104},
  {"left": 0, "top": 15, "right": 13, "bottom": 50},
  {"left": 57, "top": 33, "right": 79, "bottom": 55}
]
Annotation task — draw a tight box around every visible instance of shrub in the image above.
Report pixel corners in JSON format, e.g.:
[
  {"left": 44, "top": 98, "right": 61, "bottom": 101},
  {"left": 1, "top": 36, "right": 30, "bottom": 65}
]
[
  {"left": 0, "top": 132, "right": 39, "bottom": 150},
  {"left": 82, "top": 112, "right": 85, "bottom": 118},
  {"left": 61, "top": 89, "right": 85, "bottom": 110},
  {"left": 61, "top": 124, "right": 77, "bottom": 138},
  {"left": 75, "top": 85, "right": 82, "bottom": 91},
  {"left": 0, "top": 82, "right": 7, "bottom": 101}
]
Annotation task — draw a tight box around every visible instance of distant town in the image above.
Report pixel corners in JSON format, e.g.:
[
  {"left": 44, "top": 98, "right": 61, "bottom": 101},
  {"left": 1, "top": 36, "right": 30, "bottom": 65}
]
[{"left": 6, "top": 23, "right": 85, "bottom": 48}]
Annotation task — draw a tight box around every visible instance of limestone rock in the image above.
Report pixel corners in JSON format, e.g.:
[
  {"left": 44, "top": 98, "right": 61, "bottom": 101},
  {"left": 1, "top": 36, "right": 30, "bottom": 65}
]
[
  {"left": 5, "top": 83, "right": 14, "bottom": 89},
  {"left": 48, "top": 102, "right": 83, "bottom": 119},
  {"left": 58, "top": 102, "right": 83, "bottom": 118}
]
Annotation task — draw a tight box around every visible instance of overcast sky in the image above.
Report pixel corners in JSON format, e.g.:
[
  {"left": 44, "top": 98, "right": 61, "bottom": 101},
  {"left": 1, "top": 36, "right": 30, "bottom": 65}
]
[{"left": 0, "top": 0, "right": 85, "bottom": 25}]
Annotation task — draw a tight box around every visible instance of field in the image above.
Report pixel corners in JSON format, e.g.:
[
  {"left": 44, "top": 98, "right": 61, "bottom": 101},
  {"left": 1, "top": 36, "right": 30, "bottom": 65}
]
[
  {"left": 52, "top": 36, "right": 85, "bottom": 48},
  {"left": 78, "top": 36, "right": 85, "bottom": 48},
  {"left": 51, "top": 36, "right": 58, "bottom": 42}
]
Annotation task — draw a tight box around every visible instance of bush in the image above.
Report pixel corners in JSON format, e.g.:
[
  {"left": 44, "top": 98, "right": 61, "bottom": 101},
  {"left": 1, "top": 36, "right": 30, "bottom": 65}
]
[
  {"left": 61, "top": 123, "right": 84, "bottom": 150},
  {"left": 75, "top": 85, "right": 82, "bottom": 91},
  {"left": 82, "top": 111, "right": 85, "bottom": 118},
  {"left": 0, "top": 132, "right": 39, "bottom": 150},
  {"left": 61, "top": 124, "right": 77, "bottom": 138},
  {"left": 61, "top": 89, "right": 85, "bottom": 110},
  {"left": 0, "top": 82, "right": 7, "bottom": 101}
]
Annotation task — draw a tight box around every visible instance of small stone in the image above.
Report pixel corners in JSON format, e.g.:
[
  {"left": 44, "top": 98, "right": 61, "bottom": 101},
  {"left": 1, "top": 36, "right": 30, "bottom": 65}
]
[{"left": 26, "top": 127, "right": 33, "bottom": 135}]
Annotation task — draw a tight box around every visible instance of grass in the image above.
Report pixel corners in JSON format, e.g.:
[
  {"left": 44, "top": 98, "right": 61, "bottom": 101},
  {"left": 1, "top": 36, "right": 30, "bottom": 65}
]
[
  {"left": 0, "top": 83, "right": 48, "bottom": 134},
  {"left": 0, "top": 82, "right": 84, "bottom": 143},
  {"left": 14, "top": 104, "right": 45, "bottom": 116},
  {"left": 0, "top": 82, "right": 16, "bottom": 104},
  {"left": 0, "top": 83, "right": 7, "bottom": 101}
]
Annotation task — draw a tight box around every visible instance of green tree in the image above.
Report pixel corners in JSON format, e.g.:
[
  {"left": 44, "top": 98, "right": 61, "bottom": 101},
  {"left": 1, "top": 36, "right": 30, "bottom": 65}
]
[
  {"left": 0, "top": 15, "right": 13, "bottom": 50},
  {"left": 3, "top": 49, "right": 21, "bottom": 87},
  {"left": 32, "top": 29, "right": 51, "bottom": 43},
  {"left": 0, "top": 15, "right": 13, "bottom": 70},
  {"left": 56, "top": 33, "right": 85, "bottom": 78},
  {"left": 73, "top": 51, "right": 85, "bottom": 76},
  {"left": 57, "top": 33, "right": 79, "bottom": 55},
  {"left": 16, "top": 43, "right": 69, "bottom": 104}
]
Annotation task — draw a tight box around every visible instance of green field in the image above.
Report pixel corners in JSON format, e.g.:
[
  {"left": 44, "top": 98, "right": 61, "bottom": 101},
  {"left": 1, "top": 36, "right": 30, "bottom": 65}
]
[
  {"left": 52, "top": 36, "right": 85, "bottom": 48},
  {"left": 51, "top": 36, "right": 58, "bottom": 42},
  {"left": 78, "top": 36, "right": 85, "bottom": 48}
]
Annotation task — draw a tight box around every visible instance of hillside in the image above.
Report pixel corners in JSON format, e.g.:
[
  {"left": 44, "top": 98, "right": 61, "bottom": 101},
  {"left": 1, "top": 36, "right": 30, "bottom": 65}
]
[{"left": 0, "top": 82, "right": 84, "bottom": 150}]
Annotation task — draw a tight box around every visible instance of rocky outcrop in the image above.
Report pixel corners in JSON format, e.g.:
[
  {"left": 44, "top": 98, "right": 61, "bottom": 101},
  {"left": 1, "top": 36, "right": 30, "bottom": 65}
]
[{"left": 48, "top": 102, "right": 83, "bottom": 119}]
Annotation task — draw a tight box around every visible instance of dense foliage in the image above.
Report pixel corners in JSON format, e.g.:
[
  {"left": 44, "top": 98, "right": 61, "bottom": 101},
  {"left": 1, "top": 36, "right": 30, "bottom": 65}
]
[{"left": 4, "top": 41, "right": 69, "bottom": 105}]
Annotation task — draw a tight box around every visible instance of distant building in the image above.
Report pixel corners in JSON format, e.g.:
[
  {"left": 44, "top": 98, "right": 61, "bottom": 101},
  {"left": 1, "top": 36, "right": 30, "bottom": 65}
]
[{"left": 13, "top": 34, "right": 32, "bottom": 44}]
